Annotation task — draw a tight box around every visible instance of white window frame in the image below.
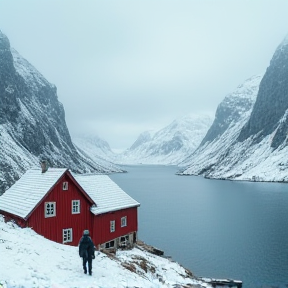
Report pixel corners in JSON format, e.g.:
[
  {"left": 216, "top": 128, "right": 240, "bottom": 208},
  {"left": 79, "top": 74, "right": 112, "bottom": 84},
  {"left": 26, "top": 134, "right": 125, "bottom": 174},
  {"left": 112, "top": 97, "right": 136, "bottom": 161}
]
[
  {"left": 110, "top": 220, "right": 115, "bottom": 233},
  {"left": 44, "top": 202, "right": 56, "bottom": 218},
  {"left": 121, "top": 216, "right": 127, "bottom": 227},
  {"left": 120, "top": 235, "right": 129, "bottom": 245},
  {"left": 63, "top": 228, "right": 73, "bottom": 244},
  {"left": 104, "top": 240, "right": 115, "bottom": 249},
  {"left": 72, "top": 200, "right": 80, "bottom": 214},
  {"left": 62, "top": 181, "right": 69, "bottom": 190}
]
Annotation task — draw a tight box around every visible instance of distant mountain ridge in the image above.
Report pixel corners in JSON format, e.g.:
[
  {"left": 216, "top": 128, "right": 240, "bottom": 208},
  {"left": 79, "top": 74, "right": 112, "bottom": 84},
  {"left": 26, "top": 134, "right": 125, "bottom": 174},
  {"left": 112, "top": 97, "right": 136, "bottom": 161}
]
[
  {"left": 0, "top": 30, "right": 122, "bottom": 194},
  {"left": 180, "top": 34, "right": 288, "bottom": 182},
  {"left": 5, "top": 27, "right": 287, "bottom": 185},
  {"left": 114, "top": 114, "right": 213, "bottom": 165},
  {"left": 73, "top": 134, "right": 123, "bottom": 172}
]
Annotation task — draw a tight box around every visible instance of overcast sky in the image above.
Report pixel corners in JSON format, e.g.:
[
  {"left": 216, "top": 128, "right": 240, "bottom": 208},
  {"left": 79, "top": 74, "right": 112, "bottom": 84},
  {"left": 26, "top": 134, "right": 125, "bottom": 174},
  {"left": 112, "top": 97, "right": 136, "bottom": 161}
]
[{"left": 1, "top": 1, "right": 288, "bottom": 151}]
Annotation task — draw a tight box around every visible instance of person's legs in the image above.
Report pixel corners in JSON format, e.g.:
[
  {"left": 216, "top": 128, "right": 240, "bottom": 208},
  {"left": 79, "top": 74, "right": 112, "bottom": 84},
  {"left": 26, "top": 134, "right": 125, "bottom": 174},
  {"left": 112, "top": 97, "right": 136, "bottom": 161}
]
[
  {"left": 88, "top": 257, "right": 92, "bottom": 275},
  {"left": 83, "top": 256, "right": 88, "bottom": 274}
]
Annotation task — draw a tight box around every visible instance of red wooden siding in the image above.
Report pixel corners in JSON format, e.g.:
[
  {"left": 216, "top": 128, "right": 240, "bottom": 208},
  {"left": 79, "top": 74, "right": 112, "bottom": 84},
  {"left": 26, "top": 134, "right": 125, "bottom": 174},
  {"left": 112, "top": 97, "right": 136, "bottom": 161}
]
[
  {"left": 1, "top": 170, "right": 139, "bottom": 248},
  {"left": 27, "top": 173, "right": 94, "bottom": 246},
  {"left": 92, "top": 207, "right": 138, "bottom": 246}
]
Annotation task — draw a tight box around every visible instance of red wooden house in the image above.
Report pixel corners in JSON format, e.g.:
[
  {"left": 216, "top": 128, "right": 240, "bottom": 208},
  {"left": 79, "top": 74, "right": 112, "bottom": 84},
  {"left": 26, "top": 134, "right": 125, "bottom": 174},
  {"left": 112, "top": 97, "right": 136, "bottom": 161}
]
[
  {"left": 0, "top": 167, "right": 140, "bottom": 249},
  {"left": 74, "top": 174, "right": 139, "bottom": 250}
]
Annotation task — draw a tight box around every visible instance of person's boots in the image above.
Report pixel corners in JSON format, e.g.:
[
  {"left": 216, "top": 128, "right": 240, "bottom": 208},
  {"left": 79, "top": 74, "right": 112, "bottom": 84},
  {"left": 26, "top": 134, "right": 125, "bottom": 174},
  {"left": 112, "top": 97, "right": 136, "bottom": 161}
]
[
  {"left": 84, "top": 268, "right": 87, "bottom": 274},
  {"left": 89, "top": 270, "right": 92, "bottom": 276}
]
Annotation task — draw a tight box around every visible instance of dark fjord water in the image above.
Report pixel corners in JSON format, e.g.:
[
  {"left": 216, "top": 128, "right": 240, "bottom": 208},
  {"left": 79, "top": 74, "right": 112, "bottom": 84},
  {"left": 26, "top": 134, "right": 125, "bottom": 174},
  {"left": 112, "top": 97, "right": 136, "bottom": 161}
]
[{"left": 109, "top": 165, "right": 288, "bottom": 288}]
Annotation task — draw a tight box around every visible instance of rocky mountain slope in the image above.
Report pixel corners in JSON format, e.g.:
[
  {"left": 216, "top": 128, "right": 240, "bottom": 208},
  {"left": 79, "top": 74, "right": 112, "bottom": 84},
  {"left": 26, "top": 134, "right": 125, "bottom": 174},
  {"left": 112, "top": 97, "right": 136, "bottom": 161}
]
[
  {"left": 238, "top": 35, "right": 288, "bottom": 148},
  {"left": 180, "top": 34, "right": 288, "bottom": 182},
  {"left": 0, "top": 31, "right": 122, "bottom": 194},
  {"left": 115, "top": 114, "right": 213, "bottom": 165},
  {"left": 73, "top": 134, "right": 123, "bottom": 172}
]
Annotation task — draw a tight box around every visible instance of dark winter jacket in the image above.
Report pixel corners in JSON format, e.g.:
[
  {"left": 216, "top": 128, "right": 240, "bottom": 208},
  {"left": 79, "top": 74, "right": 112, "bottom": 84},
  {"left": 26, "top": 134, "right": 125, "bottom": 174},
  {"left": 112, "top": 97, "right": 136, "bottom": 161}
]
[{"left": 79, "top": 235, "right": 95, "bottom": 259}]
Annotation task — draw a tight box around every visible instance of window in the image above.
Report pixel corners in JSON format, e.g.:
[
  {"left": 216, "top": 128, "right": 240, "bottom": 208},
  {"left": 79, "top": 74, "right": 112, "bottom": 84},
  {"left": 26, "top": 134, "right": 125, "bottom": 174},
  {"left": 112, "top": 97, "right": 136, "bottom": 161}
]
[
  {"left": 63, "top": 228, "right": 73, "bottom": 243},
  {"left": 119, "top": 235, "right": 130, "bottom": 248},
  {"left": 121, "top": 216, "right": 127, "bottom": 227},
  {"left": 72, "top": 200, "right": 80, "bottom": 214},
  {"left": 105, "top": 240, "right": 115, "bottom": 249},
  {"left": 120, "top": 235, "right": 129, "bottom": 243},
  {"left": 110, "top": 220, "right": 115, "bottom": 232},
  {"left": 62, "top": 182, "right": 68, "bottom": 190},
  {"left": 45, "top": 202, "right": 56, "bottom": 218}
]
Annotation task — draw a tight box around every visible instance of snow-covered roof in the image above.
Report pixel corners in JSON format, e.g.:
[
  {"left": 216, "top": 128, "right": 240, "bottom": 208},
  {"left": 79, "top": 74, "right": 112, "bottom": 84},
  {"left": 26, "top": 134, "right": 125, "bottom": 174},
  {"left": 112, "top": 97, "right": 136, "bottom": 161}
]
[
  {"left": 0, "top": 168, "right": 67, "bottom": 219},
  {"left": 74, "top": 174, "right": 140, "bottom": 215},
  {"left": 0, "top": 169, "right": 140, "bottom": 219}
]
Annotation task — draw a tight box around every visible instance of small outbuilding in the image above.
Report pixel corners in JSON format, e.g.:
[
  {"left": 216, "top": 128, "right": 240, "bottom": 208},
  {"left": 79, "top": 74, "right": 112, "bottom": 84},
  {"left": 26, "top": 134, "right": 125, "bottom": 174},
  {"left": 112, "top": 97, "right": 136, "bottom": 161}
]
[{"left": 0, "top": 167, "right": 140, "bottom": 250}]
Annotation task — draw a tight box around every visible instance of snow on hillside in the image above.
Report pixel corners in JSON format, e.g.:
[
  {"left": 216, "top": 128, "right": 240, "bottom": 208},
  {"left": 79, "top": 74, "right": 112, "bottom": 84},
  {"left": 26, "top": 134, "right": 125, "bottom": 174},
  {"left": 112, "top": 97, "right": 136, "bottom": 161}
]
[
  {"left": 11, "top": 48, "right": 53, "bottom": 90},
  {"left": 0, "top": 125, "right": 39, "bottom": 188},
  {"left": 181, "top": 130, "right": 288, "bottom": 182},
  {"left": 180, "top": 36, "right": 288, "bottom": 183},
  {"left": 73, "top": 134, "right": 124, "bottom": 173},
  {"left": 0, "top": 215, "right": 211, "bottom": 288},
  {"left": 115, "top": 114, "right": 213, "bottom": 165},
  {"left": 73, "top": 134, "right": 116, "bottom": 161},
  {"left": 178, "top": 75, "right": 288, "bottom": 182},
  {"left": 179, "top": 76, "right": 261, "bottom": 174},
  {"left": 0, "top": 32, "right": 124, "bottom": 194},
  {"left": 276, "top": 33, "right": 288, "bottom": 51}
]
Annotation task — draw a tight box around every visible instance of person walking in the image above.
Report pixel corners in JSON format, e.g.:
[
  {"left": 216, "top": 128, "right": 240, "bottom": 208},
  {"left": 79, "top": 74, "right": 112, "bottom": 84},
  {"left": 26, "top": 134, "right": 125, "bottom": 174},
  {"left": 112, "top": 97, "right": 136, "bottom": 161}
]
[{"left": 78, "top": 230, "right": 95, "bottom": 275}]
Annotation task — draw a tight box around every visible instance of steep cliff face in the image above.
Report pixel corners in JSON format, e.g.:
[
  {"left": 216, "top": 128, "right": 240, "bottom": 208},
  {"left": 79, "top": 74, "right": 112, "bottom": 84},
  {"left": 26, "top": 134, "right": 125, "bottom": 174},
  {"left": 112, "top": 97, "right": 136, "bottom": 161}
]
[
  {"left": 180, "top": 75, "right": 262, "bottom": 174},
  {"left": 200, "top": 75, "right": 261, "bottom": 145},
  {"left": 180, "top": 34, "right": 288, "bottom": 182},
  {"left": 0, "top": 31, "right": 120, "bottom": 194},
  {"left": 238, "top": 35, "right": 288, "bottom": 148}
]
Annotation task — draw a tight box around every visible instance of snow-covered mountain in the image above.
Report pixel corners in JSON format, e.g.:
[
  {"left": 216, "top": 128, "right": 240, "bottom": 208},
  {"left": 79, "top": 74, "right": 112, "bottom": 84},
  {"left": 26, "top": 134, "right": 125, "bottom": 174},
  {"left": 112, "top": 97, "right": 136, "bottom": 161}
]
[
  {"left": 180, "top": 34, "right": 288, "bottom": 182},
  {"left": 115, "top": 114, "right": 213, "bottom": 165},
  {"left": 0, "top": 215, "right": 212, "bottom": 288},
  {"left": 73, "top": 134, "right": 123, "bottom": 172},
  {"left": 0, "top": 31, "right": 123, "bottom": 194}
]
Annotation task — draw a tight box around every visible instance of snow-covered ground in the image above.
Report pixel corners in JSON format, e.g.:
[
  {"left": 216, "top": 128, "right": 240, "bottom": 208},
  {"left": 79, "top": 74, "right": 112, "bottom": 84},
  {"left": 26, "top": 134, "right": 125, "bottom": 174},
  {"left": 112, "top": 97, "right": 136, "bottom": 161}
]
[{"left": 0, "top": 215, "right": 211, "bottom": 288}]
